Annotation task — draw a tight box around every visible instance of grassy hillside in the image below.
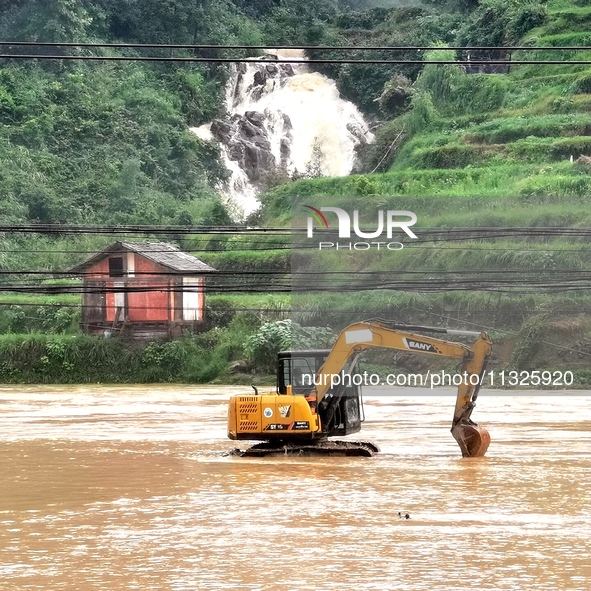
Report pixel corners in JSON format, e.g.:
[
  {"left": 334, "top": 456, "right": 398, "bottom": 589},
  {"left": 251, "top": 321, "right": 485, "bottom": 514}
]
[{"left": 256, "top": 0, "right": 591, "bottom": 374}]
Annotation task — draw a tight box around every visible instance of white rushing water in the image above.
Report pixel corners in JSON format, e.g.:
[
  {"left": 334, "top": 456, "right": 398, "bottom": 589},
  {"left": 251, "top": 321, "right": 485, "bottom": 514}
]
[{"left": 191, "top": 49, "right": 373, "bottom": 220}]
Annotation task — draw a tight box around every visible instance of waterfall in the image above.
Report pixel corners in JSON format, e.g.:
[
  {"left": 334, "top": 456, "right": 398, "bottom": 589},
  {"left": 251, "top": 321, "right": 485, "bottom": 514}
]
[{"left": 191, "top": 49, "right": 374, "bottom": 220}]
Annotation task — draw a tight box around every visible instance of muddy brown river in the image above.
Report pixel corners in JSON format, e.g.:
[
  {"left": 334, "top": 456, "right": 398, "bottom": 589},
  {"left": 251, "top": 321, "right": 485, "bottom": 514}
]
[{"left": 0, "top": 385, "right": 590, "bottom": 590}]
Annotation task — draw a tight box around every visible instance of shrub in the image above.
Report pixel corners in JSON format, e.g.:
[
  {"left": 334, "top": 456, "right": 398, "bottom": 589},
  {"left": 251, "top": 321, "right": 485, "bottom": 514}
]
[
  {"left": 377, "top": 75, "right": 414, "bottom": 117},
  {"left": 243, "top": 320, "right": 336, "bottom": 374},
  {"left": 244, "top": 320, "right": 293, "bottom": 374}
]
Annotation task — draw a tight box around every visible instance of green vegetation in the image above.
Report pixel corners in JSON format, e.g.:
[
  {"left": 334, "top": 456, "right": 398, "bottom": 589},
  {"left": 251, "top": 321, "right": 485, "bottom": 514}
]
[
  {"left": 3, "top": 0, "right": 591, "bottom": 383},
  {"left": 244, "top": 320, "right": 336, "bottom": 373},
  {"left": 0, "top": 332, "right": 230, "bottom": 384},
  {"left": 258, "top": 0, "right": 591, "bottom": 380},
  {"left": 0, "top": 301, "right": 80, "bottom": 335},
  {"left": 0, "top": 309, "right": 269, "bottom": 384},
  {"left": 0, "top": 47, "right": 228, "bottom": 229},
  {"left": 0, "top": 293, "right": 293, "bottom": 382}
]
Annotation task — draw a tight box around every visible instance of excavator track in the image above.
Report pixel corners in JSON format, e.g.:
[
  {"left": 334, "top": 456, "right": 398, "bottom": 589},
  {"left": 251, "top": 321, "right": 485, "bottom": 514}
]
[{"left": 233, "top": 440, "right": 380, "bottom": 458}]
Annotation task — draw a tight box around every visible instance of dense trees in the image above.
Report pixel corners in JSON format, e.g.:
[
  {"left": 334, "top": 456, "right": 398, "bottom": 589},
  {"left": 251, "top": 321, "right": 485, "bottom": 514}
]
[
  {"left": 0, "top": 61, "right": 229, "bottom": 225},
  {"left": 0, "top": 1, "right": 241, "bottom": 227},
  {"left": 457, "top": 0, "right": 548, "bottom": 47},
  {"left": 0, "top": 0, "right": 93, "bottom": 43}
]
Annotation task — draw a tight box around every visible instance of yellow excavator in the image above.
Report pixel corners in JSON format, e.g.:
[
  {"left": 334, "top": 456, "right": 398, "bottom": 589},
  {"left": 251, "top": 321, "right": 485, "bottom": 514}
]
[{"left": 228, "top": 320, "right": 492, "bottom": 457}]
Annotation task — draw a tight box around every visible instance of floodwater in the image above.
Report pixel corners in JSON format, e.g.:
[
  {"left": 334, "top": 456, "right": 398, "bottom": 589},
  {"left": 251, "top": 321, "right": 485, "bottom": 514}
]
[{"left": 0, "top": 385, "right": 590, "bottom": 591}]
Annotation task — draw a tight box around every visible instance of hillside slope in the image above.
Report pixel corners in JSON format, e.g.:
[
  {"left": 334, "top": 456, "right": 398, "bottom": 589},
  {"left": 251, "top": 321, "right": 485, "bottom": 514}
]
[
  {"left": 4, "top": 0, "right": 591, "bottom": 382},
  {"left": 258, "top": 0, "right": 591, "bottom": 374}
]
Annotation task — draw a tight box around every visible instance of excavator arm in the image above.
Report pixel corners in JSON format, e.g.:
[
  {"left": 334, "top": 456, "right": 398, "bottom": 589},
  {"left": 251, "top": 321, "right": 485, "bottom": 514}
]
[
  {"left": 227, "top": 319, "right": 492, "bottom": 458},
  {"left": 312, "top": 321, "right": 492, "bottom": 457}
]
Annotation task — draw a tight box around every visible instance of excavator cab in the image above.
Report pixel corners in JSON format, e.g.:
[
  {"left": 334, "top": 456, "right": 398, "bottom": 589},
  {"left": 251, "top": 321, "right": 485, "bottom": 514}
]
[
  {"left": 277, "top": 350, "right": 329, "bottom": 395},
  {"left": 277, "top": 350, "right": 364, "bottom": 437}
]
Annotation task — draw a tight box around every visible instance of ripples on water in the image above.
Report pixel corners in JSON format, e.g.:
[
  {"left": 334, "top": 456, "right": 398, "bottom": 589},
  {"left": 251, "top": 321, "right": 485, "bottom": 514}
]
[{"left": 0, "top": 385, "right": 590, "bottom": 590}]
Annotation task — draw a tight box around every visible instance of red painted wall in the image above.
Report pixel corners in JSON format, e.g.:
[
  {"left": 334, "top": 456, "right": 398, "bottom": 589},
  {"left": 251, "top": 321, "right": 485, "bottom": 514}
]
[
  {"left": 128, "top": 280, "right": 170, "bottom": 322},
  {"left": 85, "top": 258, "right": 110, "bottom": 278},
  {"left": 84, "top": 254, "right": 179, "bottom": 324},
  {"left": 133, "top": 257, "right": 168, "bottom": 276}
]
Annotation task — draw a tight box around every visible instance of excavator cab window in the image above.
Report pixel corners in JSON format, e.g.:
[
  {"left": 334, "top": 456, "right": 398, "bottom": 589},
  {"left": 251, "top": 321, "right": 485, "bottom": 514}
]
[
  {"left": 277, "top": 350, "right": 330, "bottom": 395},
  {"left": 280, "top": 356, "right": 318, "bottom": 394}
]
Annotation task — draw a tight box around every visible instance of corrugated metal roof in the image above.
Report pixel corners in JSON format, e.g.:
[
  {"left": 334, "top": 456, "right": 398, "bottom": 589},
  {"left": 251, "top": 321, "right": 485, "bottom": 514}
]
[{"left": 69, "top": 241, "right": 216, "bottom": 274}]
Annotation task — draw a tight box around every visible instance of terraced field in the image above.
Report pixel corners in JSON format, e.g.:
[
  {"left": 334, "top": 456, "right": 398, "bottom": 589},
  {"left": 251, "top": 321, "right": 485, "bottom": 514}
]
[{"left": 257, "top": 0, "right": 591, "bottom": 374}]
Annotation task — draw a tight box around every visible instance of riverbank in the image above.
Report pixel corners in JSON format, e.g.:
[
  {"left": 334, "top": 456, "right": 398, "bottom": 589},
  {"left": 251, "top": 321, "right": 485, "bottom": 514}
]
[{"left": 2, "top": 323, "right": 591, "bottom": 387}]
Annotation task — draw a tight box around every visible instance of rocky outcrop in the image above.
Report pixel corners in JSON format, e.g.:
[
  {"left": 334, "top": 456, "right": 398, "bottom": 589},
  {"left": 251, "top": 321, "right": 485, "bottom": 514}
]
[
  {"left": 211, "top": 111, "right": 277, "bottom": 183},
  {"left": 209, "top": 63, "right": 298, "bottom": 185}
]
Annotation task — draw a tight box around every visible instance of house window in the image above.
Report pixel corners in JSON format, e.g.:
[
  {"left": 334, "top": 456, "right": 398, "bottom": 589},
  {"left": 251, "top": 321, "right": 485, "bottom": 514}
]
[
  {"left": 109, "top": 257, "right": 124, "bottom": 277},
  {"left": 183, "top": 277, "right": 201, "bottom": 321}
]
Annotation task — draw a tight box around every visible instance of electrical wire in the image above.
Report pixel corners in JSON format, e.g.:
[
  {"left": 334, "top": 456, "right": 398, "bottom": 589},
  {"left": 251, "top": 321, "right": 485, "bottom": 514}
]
[
  {"left": 4, "top": 223, "right": 591, "bottom": 239},
  {"left": 3, "top": 268, "right": 591, "bottom": 276},
  {"left": 2, "top": 243, "right": 591, "bottom": 254},
  {"left": 0, "top": 42, "right": 588, "bottom": 51},
  {"left": 3, "top": 275, "right": 591, "bottom": 294},
  {"left": 1, "top": 54, "right": 590, "bottom": 65},
  {"left": 0, "top": 223, "right": 287, "bottom": 234}
]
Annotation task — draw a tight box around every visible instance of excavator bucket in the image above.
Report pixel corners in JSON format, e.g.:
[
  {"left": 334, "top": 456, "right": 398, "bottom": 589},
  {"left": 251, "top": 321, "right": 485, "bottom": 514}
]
[{"left": 451, "top": 423, "right": 491, "bottom": 457}]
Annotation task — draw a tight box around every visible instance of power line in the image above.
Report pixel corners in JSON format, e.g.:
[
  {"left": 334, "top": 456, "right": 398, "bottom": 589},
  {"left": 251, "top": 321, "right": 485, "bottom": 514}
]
[
  {"left": 4, "top": 223, "right": 591, "bottom": 237},
  {"left": 0, "top": 223, "right": 287, "bottom": 234},
  {"left": 3, "top": 277, "right": 591, "bottom": 294},
  {"left": 1, "top": 54, "right": 591, "bottom": 65},
  {"left": 3, "top": 243, "right": 591, "bottom": 255},
  {"left": 4, "top": 268, "right": 591, "bottom": 276},
  {"left": 1, "top": 42, "right": 589, "bottom": 51}
]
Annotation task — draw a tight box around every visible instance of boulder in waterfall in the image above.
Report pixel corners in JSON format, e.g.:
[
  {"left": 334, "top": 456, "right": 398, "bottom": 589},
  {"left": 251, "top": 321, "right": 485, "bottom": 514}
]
[
  {"left": 280, "top": 112, "right": 292, "bottom": 130},
  {"left": 253, "top": 70, "right": 267, "bottom": 87},
  {"left": 251, "top": 135, "right": 271, "bottom": 150},
  {"left": 239, "top": 119, "right": 256, "bottom": 138},
  {"left": 228, "top": 142, "right": 244, "bottom": 162},
  {"left": 245, "top": 111, "right": 266, "bottom": 126},
  {"left": 280, "top": 138, "right": 290, "bottom": 164},
  {"left": 280, "top": 64, "right": 295, "bottom": 76},
  {"left": 210, "top": 119, "right": 235, "bottom": 143},
  {"left": 250, "top": 86, "right": 265, "bottom": 102},
  {"left": 243, "top": 142, "right": 275, "bottom": 182}
]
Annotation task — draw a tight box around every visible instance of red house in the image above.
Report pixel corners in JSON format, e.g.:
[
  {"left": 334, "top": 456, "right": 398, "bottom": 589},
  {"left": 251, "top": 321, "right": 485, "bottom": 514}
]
[{"left": 69, "top": 241, "right": 215, "bottom": 339}]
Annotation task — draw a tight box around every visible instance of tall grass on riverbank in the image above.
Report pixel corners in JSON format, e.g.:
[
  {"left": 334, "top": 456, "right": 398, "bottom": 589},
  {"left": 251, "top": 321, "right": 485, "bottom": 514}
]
[{"left": 0, "top": 311, "right": 261, "bottom": 384}]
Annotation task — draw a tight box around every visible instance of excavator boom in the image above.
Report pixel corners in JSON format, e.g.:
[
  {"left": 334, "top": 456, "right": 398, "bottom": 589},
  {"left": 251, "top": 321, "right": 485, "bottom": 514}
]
[{"left": 310, "top": 321, "right": 492, "bottom": 457}]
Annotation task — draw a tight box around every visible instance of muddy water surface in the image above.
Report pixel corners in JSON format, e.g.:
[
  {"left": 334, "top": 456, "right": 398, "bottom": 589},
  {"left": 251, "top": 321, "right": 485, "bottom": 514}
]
[{"left": 0, "top": 385, "right": 590, "bottom": 590}]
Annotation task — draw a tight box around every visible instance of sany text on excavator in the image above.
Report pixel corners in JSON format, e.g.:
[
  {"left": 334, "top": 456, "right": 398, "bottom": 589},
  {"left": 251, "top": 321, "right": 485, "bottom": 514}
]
[{"left": 228, "top": 320, "right": 492, "bottom": 457}]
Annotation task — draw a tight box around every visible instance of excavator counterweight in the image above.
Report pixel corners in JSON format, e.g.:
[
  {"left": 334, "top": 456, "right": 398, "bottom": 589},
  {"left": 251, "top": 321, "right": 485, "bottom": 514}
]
[{"left": 227, "top": 320, "right": 492, "bottom": 458}]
